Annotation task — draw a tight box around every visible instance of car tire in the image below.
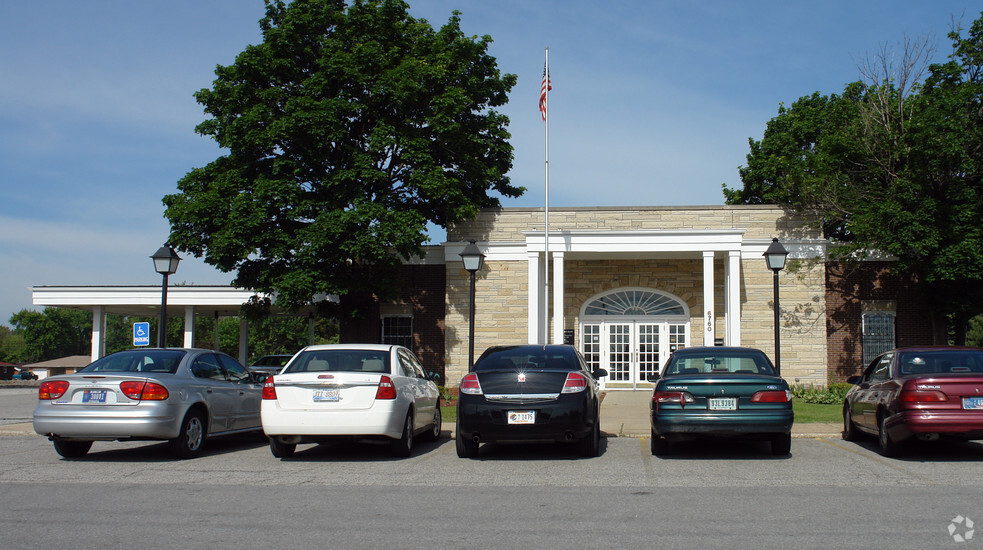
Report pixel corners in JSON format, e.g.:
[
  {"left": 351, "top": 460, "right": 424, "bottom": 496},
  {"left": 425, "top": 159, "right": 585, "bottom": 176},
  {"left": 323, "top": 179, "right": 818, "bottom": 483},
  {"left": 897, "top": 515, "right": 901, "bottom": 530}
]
[
  {"left": 580, "top": 416, "right": 601, "bottom": 458},
  {"left": 842, "top": 406, "right": 859, "bottom": 442},
  {"left": 53, "top": 439, "right": 92, "bottom": 459},
  {"left": 269, "top": 436, "right": 296, "bottom": 458},
  {"left": 771, "top": 433, "right": 792, "bottom": 456},
  {"left": 420, "top": 405, "right": 442, "bottom": 443},
  {"left": 169, "top": 409, "right": 206, "bottom": 459},
  {"left": 650, "top": 430, "right": 669, "bottom": 456},
  {"left": 455, "top": 428, "right": 479, "bottom": 458},
  {"left": 390, "top": 412, "right": 414, "bottom": 457},
  {"left": 878, "top": 415, "right": 901, "bottom": 457}
]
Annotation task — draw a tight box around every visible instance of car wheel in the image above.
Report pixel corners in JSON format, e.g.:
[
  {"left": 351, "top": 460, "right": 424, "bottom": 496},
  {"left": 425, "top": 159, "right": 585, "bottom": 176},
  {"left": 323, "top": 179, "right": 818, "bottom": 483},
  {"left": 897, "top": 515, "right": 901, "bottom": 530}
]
[
  {"left": 771, "top": 433, "right": 792, "bottom": 456},
  {"left": 878, "top": 415, "right": 901, "bottom": 457},
  {"left": 169, "top": 409, "right": 206, "bottom": 459},
  {"left": 420, "top": 405, "right": 442, "bottom": 443},
  {"left": 455, "top": 428, "right": 479, "bottom": 458},
  {"left": 53, "top": 439, "right": 92, "bottom": 459},
  {"left": 580, "top": 417, "right": 601, "bottom": 458},
  {"left": 390, "top": 412, "right": 414, "bottom": 457},
  {"left": 269, "top": 436, "right": 296, "bottom": 458},
  {"left": 650, "top": 430, "right": 669, "bottom": 456},
  {"left": 842, "top": 406, "right": 859, "bottom": 442}
]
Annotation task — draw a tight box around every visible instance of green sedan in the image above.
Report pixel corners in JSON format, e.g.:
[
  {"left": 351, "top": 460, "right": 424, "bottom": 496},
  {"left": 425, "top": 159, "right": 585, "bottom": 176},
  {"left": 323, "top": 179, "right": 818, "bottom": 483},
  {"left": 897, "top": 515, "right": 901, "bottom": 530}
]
[{"left": 649, "top": 347, "right": 794, "bottom": 456}]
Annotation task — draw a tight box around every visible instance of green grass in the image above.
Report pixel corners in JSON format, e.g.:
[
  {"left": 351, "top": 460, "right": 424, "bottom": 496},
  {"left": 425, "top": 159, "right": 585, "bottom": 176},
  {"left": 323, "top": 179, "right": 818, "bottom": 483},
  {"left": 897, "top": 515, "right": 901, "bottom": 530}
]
[
  {"left": 441, "top": 405, "right": 456, "bottom": 423},
  {"left": 793, "top": 400, "right": 843, "bottom": 423}
]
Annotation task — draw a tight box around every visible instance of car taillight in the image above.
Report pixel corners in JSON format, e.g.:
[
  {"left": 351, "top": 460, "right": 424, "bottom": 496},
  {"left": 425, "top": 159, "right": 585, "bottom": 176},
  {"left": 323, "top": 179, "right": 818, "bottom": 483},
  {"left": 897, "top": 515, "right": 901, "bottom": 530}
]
[
  {"left": 901, "top": 389, "right": 949, "bottom": 403},
  {"left": 262, "top": 378, "right": 277, "bottom": 400},
  {"left": 119, "top": 381, "right": 169, "bottom": 401},
  {"left": 653, "top": 391, "right": 696, "bottom": 408},
  {"left": 375, "top": 375, "right": 397, "bottom": 400},
  {"left": 562, "top": 372, "right": 588, "bottom": 393},
  {"left": 460, "top": 373, "right": 483, "bottom": 395},
  {"left": 751, "top": 390, "right": 792, "bottom": 403},
  {"left": 39, "top": 380, "right": 69, "bottom": 400}
]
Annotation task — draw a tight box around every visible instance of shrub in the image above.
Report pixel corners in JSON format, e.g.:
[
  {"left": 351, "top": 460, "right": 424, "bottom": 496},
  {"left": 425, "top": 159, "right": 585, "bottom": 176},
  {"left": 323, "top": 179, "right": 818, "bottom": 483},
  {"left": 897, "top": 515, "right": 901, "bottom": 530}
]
[{"left": 791, "top": 383, "right": 852, "bottom": 404}]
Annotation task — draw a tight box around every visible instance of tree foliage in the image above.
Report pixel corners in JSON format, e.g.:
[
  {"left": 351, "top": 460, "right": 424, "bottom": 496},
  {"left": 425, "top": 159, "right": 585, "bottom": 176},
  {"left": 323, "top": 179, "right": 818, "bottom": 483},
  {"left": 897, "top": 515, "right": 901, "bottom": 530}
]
[
  {"left": 164, "top": 0, "right": 520, "bottom": 309},
  {"left": 7, "top": 309, "right": 92, "bottom": 363},
  {"left": 725, "top": 12, "right": 983, "bottom": 341}
]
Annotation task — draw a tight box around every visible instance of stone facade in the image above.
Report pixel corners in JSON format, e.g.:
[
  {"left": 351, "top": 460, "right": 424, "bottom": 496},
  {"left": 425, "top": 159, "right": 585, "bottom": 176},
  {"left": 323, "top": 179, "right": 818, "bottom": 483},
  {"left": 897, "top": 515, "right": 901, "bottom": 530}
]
[{"left": 445, "top": 205, "right": 828, "bottom": 387}]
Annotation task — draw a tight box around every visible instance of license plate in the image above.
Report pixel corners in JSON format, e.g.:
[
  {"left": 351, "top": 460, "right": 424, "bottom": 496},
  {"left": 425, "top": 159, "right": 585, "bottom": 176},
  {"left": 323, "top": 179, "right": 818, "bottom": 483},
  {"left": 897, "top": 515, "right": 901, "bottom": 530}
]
[
  {"left": 507, "top": 411, "right": 535, "bottom": 424},
  {"left": 708, "top": 397, "right": 737, "bottom": 410},
  {"left": 963, "top": 397, "right": 983, "bottom": 410},
  {"left": 82, "top": 390, "right": 107, "bottom": 403},
  {"left": 313, "top": 389, "right": 340, "bottom": 402}
]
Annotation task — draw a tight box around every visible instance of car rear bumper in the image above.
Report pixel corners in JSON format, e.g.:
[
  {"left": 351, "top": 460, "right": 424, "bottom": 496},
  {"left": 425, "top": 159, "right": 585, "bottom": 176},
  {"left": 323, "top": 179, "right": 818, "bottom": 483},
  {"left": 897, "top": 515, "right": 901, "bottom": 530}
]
[
  {"left": 652, "top": 410, "right": 794, "bottom": 437},
  {"left": 887, "top": 410, "right": 983, "bottom": 441},
  {"left": 456, "top": 394, "right": 597, "bottom": 443},
  {"left": 261, "top": 400, "right": 405, "bottom": 439},
  {"left": 32, "top": 402, "right": 181, "bottom": 440}
]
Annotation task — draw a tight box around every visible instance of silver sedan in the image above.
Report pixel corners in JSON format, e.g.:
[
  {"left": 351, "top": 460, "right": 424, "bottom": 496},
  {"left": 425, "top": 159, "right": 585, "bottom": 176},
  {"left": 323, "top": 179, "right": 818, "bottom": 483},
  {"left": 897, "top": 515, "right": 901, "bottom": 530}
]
[{"left": 33, "top": 348, "right": 264, "bottom": 459}]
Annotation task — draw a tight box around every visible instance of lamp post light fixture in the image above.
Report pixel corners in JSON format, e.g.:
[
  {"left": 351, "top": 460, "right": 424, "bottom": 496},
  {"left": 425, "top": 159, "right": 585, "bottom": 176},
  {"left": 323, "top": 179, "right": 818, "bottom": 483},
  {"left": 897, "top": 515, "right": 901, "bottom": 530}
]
[
  {"left": 763, "top": 238, "right": 789, "bottom": 376},
  {"left": 151, "top": 245, "right": 181, "bottom": 348},
  {"left": 459, "top": 240, "right": 485, "bottom": 371}
]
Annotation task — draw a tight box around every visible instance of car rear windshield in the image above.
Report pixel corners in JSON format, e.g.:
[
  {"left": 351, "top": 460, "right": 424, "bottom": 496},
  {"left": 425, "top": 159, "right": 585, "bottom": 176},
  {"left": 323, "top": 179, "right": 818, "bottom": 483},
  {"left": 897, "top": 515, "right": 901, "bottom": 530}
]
[
  {"left": 664, "top": 351, "right": 774, "bottom": 376},
  {"left": 473, "top": 346, "right": 581, "bottom": 372},
  {"left": 253, "top": 355, "right": 291, "bottom": 367},
  {"left": 283, "top": 350, "right": 390, "bottom": 374},
  {"left": 80, "top": 350, "right": 186, "bottom": 374},
  {"left": 898, "top": 350, "right": 983, "bottom": 376}
]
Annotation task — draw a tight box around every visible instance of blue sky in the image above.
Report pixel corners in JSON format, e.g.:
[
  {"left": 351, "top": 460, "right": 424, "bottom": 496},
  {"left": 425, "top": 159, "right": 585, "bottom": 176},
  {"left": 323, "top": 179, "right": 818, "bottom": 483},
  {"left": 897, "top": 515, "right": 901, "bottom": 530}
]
[{"left": 0, "top": 1, "right": 977, "bottom": 325}]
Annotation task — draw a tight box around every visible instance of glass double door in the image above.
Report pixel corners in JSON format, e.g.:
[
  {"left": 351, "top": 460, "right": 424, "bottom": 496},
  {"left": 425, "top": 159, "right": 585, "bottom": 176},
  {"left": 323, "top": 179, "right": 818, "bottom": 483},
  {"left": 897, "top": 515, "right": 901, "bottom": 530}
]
[{"left": 584, "top": 321, "right": 687, "bottom": 390}]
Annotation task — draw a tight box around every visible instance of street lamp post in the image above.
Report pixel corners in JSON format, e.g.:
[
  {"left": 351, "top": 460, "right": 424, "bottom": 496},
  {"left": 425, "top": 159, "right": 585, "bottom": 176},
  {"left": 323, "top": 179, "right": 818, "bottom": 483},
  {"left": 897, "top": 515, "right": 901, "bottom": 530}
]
[
  {"left": 151, "top": 245, "right": 181, "bottom": 349},
  {"left": 459, "top": 240, "right": 485, "bottom": 371},
  {"left": 763, "top": 238, "right": 788, "bottom": 376}
]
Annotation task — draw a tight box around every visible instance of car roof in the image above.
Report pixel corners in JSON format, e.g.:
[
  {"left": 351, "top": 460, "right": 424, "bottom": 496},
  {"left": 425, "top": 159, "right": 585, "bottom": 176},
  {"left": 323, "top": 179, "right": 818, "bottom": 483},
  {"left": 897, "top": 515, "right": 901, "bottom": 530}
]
[
  {"left": 298, "top": 344, "right": 398, "bottom": 352},
  {"left": 672, "top": 346, "right": 766, "bottom": 354}
]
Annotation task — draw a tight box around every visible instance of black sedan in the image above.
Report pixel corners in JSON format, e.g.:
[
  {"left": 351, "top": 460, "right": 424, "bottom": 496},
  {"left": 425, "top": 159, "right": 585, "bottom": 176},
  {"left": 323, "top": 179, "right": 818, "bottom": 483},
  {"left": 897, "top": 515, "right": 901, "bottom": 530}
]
[
  {"left": 455, "top": 345, "right": 606, "bottom": 458},
  {"left": 650, "top": 347, "right": 794, "bottom": 456}
]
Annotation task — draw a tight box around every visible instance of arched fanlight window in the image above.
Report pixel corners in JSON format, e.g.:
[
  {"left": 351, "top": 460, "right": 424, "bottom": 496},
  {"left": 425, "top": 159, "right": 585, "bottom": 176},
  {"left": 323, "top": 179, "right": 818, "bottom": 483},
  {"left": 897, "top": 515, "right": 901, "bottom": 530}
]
[{"left": 583, "top": 289, "right": 686, "bottom": 317}]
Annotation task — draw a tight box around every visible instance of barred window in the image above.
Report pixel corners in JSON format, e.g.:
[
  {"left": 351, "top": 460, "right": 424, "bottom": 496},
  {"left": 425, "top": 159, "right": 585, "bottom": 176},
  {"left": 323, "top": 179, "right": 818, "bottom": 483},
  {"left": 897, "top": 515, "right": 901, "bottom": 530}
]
[
  {"left": 862, "top": 312, "right": 895, "bottom": 365},
  {"left": 381, "top": 315, "right": 413, "bottom": 348}
]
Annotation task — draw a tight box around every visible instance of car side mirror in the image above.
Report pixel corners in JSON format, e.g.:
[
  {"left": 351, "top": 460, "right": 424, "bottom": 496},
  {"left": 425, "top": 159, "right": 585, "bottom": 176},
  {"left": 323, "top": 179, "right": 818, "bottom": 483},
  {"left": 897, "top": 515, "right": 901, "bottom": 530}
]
[
  {"left": 593, "top": 368, "right": 608, "bottom": 379},
  {"left": 647, "top": 373, "right": 661, "bottom": 382},
  {"left": 846, "top": 376, "right": 860, "bottom": 385},
  {"left": 251, "top": 372, "right": 268, "bottom": 384}
]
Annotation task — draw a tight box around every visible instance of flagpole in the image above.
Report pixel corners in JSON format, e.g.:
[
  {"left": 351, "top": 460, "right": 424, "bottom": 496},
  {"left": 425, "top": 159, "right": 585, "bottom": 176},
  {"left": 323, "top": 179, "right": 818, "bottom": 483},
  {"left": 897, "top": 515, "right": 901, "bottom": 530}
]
[{"left": 543, "top": 47, "right": 550, "bottom": 344}]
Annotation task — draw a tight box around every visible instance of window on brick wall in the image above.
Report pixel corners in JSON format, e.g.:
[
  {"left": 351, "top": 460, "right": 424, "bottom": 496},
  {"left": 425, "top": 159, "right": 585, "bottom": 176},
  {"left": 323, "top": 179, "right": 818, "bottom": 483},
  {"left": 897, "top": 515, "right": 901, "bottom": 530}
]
[
  {"left": 862, "top": 312, "right": 895, "bottom": 365},
  {"left": 381, "top": 315, "right": 413, "bottom": 348}
]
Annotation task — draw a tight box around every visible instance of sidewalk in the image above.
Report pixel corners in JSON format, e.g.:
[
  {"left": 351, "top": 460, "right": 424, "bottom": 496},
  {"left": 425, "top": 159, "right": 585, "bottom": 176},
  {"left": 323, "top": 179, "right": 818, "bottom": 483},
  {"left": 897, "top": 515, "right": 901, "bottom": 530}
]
[{"left": 599, "top": 390, "right": 841, "bottom": 438}]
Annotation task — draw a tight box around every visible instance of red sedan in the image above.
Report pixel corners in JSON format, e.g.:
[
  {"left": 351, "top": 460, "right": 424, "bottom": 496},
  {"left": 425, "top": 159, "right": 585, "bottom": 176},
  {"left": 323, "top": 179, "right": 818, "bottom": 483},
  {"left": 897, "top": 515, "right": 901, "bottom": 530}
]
[{"left": 843, "top": 347, "right": 983, "bottom": 456}]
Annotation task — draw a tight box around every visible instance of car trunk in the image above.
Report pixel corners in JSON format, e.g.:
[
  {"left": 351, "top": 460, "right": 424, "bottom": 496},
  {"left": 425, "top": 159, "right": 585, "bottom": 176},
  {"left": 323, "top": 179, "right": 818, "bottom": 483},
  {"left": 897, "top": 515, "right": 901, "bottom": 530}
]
[
  {"left": 49, "top": 375, "right": 152, "bottom": 406},
  {"left": 476, "top": 369, "right": 570, "bottom": 396},
  {"left": 901, "top": 375, "right": 983, "bottom": 412},
  {"left": 271, "top": 373, "right": 382, "bottom": 411},
  {"left": 658, "top": 374, "right": 788, "bottom": 411}
]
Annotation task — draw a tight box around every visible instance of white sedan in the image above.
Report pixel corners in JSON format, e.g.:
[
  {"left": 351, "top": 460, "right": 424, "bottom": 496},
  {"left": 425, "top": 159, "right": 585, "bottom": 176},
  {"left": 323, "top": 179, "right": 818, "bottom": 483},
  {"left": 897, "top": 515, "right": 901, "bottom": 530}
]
[{"left": 261, "top": 344, "right": 441, "bottom": 458}]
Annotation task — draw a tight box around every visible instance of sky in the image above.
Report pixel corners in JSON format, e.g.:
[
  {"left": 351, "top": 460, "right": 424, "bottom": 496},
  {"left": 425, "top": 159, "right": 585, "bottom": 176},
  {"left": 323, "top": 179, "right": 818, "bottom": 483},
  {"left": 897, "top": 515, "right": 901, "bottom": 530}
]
[{"left": 1, "top": 0, "right": 978, "bottom": 326}]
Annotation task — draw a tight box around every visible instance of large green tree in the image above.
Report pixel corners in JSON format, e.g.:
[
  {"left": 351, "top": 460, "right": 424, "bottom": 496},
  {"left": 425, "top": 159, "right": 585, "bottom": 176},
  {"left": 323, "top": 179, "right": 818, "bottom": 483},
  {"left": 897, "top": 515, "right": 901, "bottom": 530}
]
[
  {"left": 725, "top": 12, "right": 983, "bottom": 343},
  {"left": 164, "top": 0, "right": 520, "bottom": 309},
  {"left": 7, "top": 308, "right": 92, "bottom": 362}
]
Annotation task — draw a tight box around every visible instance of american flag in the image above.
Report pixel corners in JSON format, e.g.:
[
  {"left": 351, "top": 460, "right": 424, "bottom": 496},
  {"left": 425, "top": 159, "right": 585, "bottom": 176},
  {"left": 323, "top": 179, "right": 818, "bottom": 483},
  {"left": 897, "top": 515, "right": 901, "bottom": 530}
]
[{"left": 539, "top": 62, "right": 551, "bottom": 121}]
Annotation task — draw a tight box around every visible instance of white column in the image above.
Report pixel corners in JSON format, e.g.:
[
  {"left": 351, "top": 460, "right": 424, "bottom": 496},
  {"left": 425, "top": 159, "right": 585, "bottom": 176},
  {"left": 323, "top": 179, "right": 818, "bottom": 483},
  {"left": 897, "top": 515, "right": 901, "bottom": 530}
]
[
  {"left": 726, "top": 250, "right": 742, "bottom": 346},
  {"left": 527, "top": 251, "right": 542, "bottom": 344},
  {"left": 239, "top": 318, "right": 249, "bottom": 365},
  {"left": 183, "top": 306, "right": 196, "bottom": 348},
  {"left": 90, "top": 306, "right": 106, "bottom": 362},
  {"left": 552, "top": 251, "right": 564, "bottom": 345},
  {"left": 703, "top": 251, "right": 715, "bottom": 346}
]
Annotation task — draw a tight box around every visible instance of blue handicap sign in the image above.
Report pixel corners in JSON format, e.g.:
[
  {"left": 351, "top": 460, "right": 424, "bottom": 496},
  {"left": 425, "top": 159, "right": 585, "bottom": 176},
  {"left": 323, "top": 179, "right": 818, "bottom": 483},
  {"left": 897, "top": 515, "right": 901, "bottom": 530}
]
[{"left": 133, "top": 322, "right": 150, "bottom": 347}]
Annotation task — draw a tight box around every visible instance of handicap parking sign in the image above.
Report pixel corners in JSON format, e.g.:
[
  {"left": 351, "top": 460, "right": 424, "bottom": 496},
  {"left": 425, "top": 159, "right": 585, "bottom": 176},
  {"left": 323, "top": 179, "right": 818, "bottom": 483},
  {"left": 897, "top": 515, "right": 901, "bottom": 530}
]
[{"left": 133, "top": 322, "right": 150, "bottom": 346}]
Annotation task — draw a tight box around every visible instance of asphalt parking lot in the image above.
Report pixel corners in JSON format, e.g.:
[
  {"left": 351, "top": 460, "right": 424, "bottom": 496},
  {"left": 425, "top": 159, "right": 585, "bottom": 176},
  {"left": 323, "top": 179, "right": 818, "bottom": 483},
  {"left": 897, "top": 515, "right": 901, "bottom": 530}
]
[{"left": 3, "top": 387, "right": 983, "bottom": 548}]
